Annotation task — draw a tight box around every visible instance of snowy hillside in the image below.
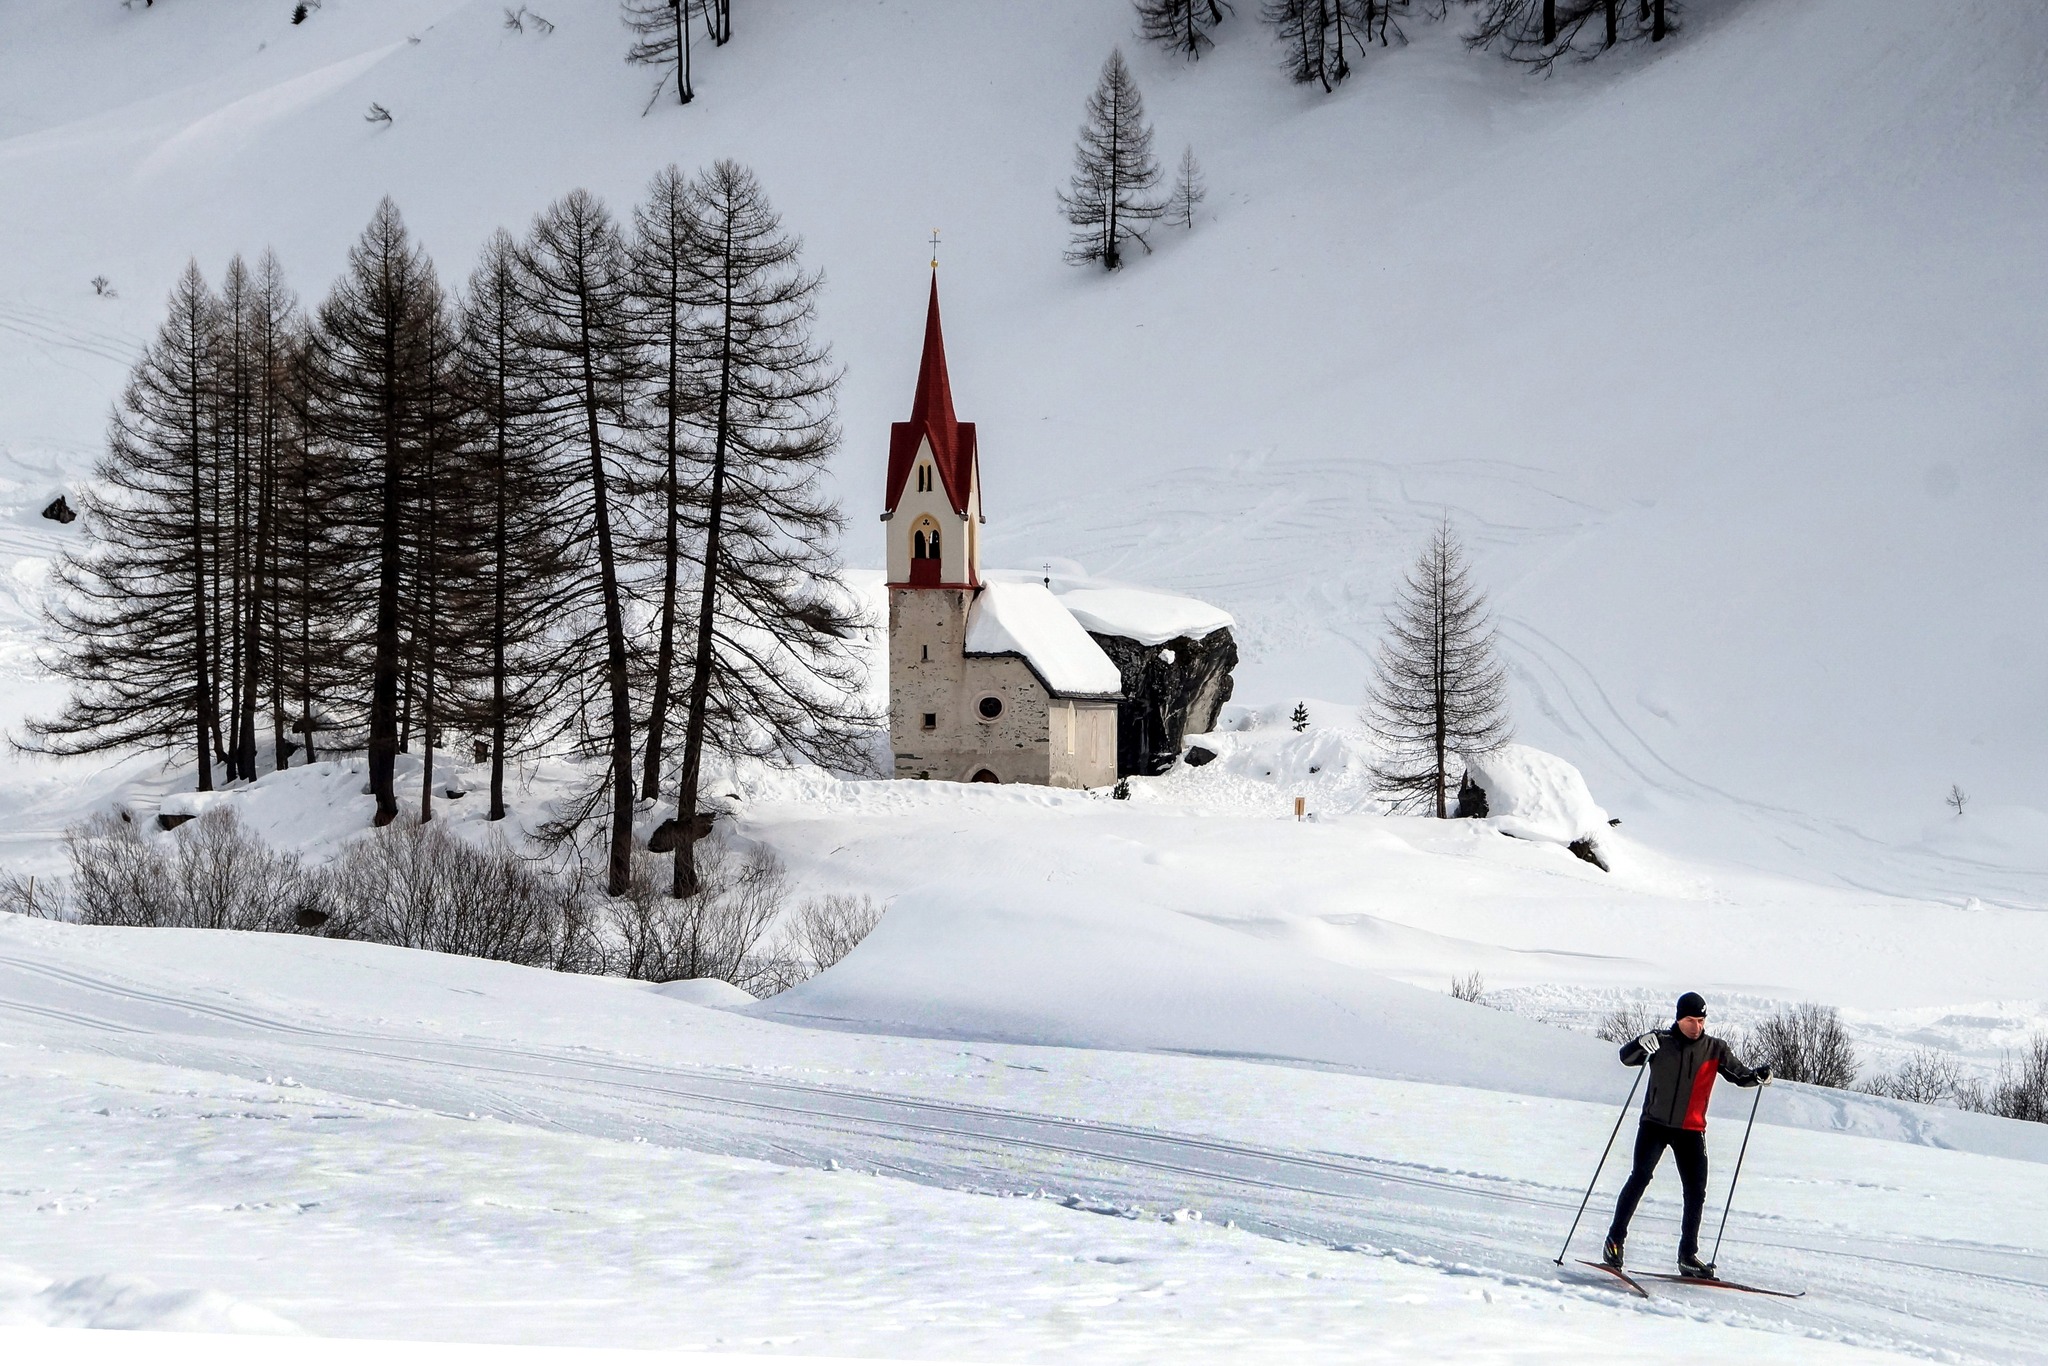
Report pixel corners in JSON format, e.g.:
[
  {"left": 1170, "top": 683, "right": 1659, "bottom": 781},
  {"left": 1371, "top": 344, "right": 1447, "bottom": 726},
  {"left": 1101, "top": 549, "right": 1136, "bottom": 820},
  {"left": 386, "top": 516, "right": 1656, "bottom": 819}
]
[
  {"left": 6, "top": 912, "right": 2048, "bottom": 1362},
  {"left": 5, "top": 2, "right": 2048, "bottom": 1361},
  {"left": 2, "top": 0, "right": 2046, "bottom": 893}
]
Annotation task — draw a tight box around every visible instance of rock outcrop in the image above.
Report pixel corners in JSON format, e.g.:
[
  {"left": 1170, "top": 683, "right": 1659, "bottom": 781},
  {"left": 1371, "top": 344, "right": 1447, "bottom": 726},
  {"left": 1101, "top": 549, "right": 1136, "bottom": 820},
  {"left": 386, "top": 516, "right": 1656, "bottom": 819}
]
[{"left": 1089, "top": 627, "right": 1237, "bottom": 777}]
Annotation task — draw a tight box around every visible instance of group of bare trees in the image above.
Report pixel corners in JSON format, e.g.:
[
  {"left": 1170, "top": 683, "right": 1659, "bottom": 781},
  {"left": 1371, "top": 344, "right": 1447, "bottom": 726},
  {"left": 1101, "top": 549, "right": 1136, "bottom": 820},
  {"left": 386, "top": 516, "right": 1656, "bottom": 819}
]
[
  {"left": 27, "top": 161, "right": 874, "bottom": 900},
  {"left": 1135, "top": 0, "right": 1680, "bottom": 87}
]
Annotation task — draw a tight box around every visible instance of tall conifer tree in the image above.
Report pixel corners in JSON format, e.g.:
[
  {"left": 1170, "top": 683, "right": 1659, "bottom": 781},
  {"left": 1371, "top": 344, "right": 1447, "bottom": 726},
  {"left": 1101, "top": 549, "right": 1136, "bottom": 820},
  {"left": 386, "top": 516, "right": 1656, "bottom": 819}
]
[
  {"left": 1058, "top": 49, "right": 1165, "bottom": 272},
  {"left": 307, "top": 198, "right": 448, "bottom": 825},
  {"left": 666, "top": 159, "right": 872, "bottom": 896},
  {"left": 27, "top": 264, "right": 223, "bottom": 786},
  {"left": 1364, "top": 520, "right": 1512, "bottom": 816},
  {"left": 519, "top": 189, "right": 647, "bottom": 895}
]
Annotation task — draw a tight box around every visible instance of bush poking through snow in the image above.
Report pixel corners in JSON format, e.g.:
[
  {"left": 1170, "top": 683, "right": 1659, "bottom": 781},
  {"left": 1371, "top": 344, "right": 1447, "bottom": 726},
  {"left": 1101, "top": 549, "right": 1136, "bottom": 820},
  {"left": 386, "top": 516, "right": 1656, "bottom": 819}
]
[
  {"left": 65, "top": 809, "right": 325, "bottom": 933},
  {"left": 1594, "top": 1000, "right": 1661, "bottom": 1044},
  {"left": 1862, "top": 1049, "right": 1976, "bottom": 1107},
  {"left": 0, "top": 872, "right": 56, "bottom": 918},
  {"left": 1985, "top": 1036, "right": 2048, "bottom": 1124},
  {"left": 788, "top": 893, "right": 884, "bottom": 975},
  {"left": 608, "top": 842, "right": 791, "bottom": 994},
  {"left": 1738, "top": 1003, "right": 1860, "bottom": 1089},
  {"left": 330, "top": 819, "right": 595, "bottom": 970},
  {"left": 33, "top": 812, "right": 883, "bottom": 999},
  {"left": 1449, "top": 971, "right": 1486, "bottom": 1004}
]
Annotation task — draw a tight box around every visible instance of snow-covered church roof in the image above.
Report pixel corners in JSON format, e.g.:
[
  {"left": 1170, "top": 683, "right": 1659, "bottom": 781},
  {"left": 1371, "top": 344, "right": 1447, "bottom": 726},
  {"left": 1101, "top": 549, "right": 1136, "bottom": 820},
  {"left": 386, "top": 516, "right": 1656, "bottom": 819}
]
[
  {"left": 964, "top": 582, "right": 1123, "bottom": 699},
  {"left": 1055, "top": 586, "right": 1235, "bottom": 647}
]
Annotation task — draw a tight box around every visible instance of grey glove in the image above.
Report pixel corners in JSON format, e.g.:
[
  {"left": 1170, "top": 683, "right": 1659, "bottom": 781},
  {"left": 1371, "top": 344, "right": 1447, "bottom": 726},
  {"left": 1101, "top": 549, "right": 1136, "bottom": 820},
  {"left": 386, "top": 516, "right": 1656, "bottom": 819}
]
[{"left": 1636, "top": 1031, "right": 1661, "bottom": 1056}]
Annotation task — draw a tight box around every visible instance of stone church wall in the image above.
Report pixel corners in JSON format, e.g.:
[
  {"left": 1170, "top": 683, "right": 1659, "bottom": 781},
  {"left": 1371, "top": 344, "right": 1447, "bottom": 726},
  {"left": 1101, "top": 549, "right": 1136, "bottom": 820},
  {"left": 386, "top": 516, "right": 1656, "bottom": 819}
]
[{"left": 890, "top": 588, "right": 1056, "bottom": 784}]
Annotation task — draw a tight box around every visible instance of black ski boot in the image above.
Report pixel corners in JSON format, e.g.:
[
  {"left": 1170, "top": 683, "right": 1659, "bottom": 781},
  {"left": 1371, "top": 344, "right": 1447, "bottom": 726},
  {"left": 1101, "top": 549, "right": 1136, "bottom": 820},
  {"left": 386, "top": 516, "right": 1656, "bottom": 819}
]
[
  {"left": 1602, "top": 1237, "right": 1625, "bottom": 1270},
  {"left": 1678, "top": 1252, "right": 1718, "bottom": 1279}
]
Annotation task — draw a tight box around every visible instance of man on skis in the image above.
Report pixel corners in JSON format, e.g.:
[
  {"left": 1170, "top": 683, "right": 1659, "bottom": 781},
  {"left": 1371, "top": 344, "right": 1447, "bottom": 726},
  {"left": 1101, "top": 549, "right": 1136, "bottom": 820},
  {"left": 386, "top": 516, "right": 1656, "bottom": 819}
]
[{"left": 1603, "top": 991, "right": 1771, "bottom": 1278}]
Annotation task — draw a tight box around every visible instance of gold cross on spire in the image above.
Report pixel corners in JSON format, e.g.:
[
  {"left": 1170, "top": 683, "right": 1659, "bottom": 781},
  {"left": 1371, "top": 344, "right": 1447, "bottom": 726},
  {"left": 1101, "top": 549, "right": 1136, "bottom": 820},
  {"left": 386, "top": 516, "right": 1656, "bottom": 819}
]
[{"left": 929, "top": 228, "right": 941, "bottom": 269}]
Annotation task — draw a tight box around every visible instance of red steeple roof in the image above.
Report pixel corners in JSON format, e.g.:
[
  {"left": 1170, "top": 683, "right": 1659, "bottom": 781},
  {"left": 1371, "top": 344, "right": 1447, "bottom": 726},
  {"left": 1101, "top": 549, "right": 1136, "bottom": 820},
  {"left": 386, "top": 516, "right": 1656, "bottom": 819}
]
[{"left": 885, "top": 274, "right": 977, "bottom": 518}]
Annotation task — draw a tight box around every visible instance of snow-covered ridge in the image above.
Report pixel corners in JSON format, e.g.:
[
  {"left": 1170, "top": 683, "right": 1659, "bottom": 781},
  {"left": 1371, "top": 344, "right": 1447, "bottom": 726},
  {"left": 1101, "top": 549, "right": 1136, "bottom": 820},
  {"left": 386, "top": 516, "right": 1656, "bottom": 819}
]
[{"left": 1055, "top": 585, "right": 1234, "bottom": 646}]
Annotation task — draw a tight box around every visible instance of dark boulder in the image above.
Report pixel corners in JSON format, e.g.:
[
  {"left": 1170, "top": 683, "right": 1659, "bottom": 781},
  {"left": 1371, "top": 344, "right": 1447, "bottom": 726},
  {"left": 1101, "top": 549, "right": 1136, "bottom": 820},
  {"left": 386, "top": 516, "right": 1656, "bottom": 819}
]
[
  {"left": 1568, "top": 837, "right": 1611, "bottom": 872},
  {"left": 1184, "top": 746, "right": 1217, "bottom": 768},
  {"left": 1090, "top": 627, "right": 1238, "bottom": 778},
  {"left": 1454, "top": 773, "right": 1489, "bottom": 819},
  {"left": 41, "top": 496, "right": 76, "bottom": 524},
  {"left": 156, "top": 812, "right": 194, "bottom": 831},
  {"left": 649, "top": 810, "right": 718, "bottom": 853}
]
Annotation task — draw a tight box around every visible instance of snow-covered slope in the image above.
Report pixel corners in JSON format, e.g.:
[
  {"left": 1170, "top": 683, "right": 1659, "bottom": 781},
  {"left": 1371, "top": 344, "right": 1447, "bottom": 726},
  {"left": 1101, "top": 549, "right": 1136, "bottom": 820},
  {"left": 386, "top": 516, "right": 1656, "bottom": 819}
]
[
  {"left": 2, "top": 0, "right": 2046, "bottom": 899},
  {"left": 5, "top": 912, "right": 2046, "bottom": 1361}
]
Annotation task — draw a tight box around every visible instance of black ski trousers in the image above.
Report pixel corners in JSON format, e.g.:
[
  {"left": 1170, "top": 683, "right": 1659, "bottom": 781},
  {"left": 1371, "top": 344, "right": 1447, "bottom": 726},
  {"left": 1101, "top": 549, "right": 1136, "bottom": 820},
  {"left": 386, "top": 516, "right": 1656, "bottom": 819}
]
[{"left": 1607, "top": 1120, "right": 1709, "bottom": 1259}]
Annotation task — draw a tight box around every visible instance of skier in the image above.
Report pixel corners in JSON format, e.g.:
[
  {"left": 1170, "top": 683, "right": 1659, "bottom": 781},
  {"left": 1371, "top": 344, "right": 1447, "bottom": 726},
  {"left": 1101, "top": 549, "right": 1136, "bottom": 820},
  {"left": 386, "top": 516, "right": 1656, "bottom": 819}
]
[{"left": 1603, "top": 991, "right": 1771, "bottom": 1277}]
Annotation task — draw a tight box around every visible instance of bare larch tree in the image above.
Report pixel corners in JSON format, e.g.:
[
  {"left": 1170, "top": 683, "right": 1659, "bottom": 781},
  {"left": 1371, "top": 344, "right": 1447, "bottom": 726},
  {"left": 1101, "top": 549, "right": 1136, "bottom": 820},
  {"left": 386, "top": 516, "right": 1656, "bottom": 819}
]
[
  {"left": 666, "top": 159, "right": 874, "bottom": 897},
  {"left": 1136, "top": 0, "right": 1231, "bottom": 61},
  {"left": 1264, "top": 0, "right": 1374, "bottom": 90},
  {"left": 519, "top": 188, "right": 648, "bottom": 896},
  {"left": 455, "top": 229, "right": 579, "bottom": 823},
  {"left": 1364, "top": 519, "right": 1512, "bottom": 816},
  {"left": 623, "top": 0, "right": 697, "bottom": 107},
  {"left": 22, "top": 262, "right": 223, "bottom": 787},
  {"left": 1166, "top": 145, "right": 1207, "bottom": 229},
  {"left": 1468, "top": 0, "right": 1675, "bottom": 72},
  {"left": 307, "top": 199, "right": 450, "bottom": 825},
  {"left": 1058, "top": 48, "right": 1164, "bottom": 271},
  {"left": 626, "top": 164, "right": 706, "bottom": 802}
]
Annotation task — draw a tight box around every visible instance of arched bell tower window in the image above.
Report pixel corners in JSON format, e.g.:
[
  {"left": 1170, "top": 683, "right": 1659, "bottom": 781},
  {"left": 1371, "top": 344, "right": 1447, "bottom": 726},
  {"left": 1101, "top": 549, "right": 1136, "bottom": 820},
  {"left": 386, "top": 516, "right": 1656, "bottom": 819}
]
[{"left": 911, "top": 517, "right": 941, "bottom": 561}]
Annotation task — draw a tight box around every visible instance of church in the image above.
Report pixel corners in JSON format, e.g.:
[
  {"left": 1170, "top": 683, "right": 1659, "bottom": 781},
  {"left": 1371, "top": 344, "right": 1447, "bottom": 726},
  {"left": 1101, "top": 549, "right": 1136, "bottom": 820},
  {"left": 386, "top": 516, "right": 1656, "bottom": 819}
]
[{"left": 882, "top": 275, "right": 1238, "bottom": 788}]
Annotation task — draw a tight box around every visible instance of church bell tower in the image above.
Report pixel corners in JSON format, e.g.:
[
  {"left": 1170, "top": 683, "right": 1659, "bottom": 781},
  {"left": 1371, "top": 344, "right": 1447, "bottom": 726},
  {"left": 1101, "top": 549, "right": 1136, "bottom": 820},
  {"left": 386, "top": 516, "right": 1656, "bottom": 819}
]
[{"left": 883, "top": 272, "right": 984, "bottom": 779}]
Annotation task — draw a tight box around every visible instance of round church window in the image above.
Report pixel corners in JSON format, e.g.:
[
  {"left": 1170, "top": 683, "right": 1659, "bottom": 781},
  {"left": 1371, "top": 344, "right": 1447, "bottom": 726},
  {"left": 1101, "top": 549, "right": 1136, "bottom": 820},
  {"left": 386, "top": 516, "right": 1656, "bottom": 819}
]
[{"left": 977, "top": 695, "right": 1004, "bottom": 720}]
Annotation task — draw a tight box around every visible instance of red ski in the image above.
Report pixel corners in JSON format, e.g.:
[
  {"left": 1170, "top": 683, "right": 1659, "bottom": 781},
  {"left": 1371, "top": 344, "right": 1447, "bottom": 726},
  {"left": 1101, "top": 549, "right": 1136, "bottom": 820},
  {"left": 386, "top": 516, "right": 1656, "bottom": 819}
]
[
  {"left": 1638, "top": 1271, "right": 1805, "bottom": 1299},
  {"left": 1574, "top": 1259, "right": 1649, "bottom": 1298}
]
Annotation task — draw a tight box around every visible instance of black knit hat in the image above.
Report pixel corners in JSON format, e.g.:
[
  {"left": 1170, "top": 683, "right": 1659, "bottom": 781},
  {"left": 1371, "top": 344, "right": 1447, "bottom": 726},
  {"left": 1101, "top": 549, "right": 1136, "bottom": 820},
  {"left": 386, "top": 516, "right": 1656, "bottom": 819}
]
[{"left": 1675, "top": 991, "right": 1708, "bottom": 1020}]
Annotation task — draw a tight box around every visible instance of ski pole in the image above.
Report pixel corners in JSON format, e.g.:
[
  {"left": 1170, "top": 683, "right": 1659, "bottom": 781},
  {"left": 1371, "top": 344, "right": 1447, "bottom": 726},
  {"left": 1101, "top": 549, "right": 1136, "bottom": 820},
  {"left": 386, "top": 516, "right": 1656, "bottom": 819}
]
[
  {"left": 1553, "top": 1063, "right": 1646, "bottom": 1265},
  {"left": 1709, "top": 1079, "right": 1766, "bottom": 1266}
]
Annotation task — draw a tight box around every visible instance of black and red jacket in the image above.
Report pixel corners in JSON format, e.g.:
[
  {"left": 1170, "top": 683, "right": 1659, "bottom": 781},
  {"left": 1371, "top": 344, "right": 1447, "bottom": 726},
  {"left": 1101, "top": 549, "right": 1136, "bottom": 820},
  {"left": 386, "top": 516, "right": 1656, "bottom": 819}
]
[{"left": 1620, "top": 1028, "right": 1764, "bottom": 1131}]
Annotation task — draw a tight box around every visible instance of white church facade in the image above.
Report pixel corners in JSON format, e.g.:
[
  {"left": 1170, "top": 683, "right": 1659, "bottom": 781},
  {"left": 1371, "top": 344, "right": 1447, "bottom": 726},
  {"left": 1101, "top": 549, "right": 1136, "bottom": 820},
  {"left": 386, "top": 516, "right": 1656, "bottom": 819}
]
[{"left": 883, "top": 277, "right": 1237, "bottom": 788}]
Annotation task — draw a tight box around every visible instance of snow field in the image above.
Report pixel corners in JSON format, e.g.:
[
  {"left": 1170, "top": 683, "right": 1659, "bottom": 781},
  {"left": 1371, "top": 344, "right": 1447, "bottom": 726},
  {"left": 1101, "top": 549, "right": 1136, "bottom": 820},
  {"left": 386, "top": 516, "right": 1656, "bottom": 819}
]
[
  {"left": 1, "top": 916, "right": 2027, "bottom": 1363},
  {"left": 3, "top": 0, "right": 2048, "bottom": 1359}
]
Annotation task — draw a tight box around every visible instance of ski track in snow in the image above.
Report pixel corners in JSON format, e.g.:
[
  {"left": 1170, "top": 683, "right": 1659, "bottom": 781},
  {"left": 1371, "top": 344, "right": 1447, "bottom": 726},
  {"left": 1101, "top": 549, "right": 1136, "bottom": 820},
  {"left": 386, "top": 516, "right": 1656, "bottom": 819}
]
[{"left": 2, "top": 941, "right": 2045, "bottom": 1363}]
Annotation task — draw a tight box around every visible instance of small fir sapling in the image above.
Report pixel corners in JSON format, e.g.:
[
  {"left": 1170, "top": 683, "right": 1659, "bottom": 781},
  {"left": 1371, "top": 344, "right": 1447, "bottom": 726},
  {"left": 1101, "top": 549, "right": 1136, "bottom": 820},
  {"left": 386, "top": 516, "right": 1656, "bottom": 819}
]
[
  {"left": 1291, "top": 701, "right": 1309, "bottom": 732},
  {"left": 91, "top": 275, "right": 116, "bottom": 297},
  {"left": 1113, "top": 777, "right": 1132, "bottom": 799},
  {"left": 1947, "top": 783, "right": 1968, "bottom": 816},
  {"left": 1167, "top": 146, "right": 1207, "bottom": 230}
]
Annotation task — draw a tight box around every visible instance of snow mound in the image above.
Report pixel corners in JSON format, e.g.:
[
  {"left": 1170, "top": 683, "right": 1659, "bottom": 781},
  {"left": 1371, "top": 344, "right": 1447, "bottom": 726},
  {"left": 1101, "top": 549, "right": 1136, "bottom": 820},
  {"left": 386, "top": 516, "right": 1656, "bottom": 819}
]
[
  {"left": 1462, "top": 745, "right": 1609, "bottom": 846},
  {"left": 963, "top": 581, "right": 1121, "bottom": 697},
  {"left": 648, "top": 977, "right": 757, "bottom": 1008},
  {"left": 1055, "top": 586, "right": 1234, "bottom": 646},
  {"left": 757, "top": 882, "right": 1616, "bottom": 1100},
  {"left": 0, "top": 1265, "right": 301, "bottom": 1334}
]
